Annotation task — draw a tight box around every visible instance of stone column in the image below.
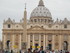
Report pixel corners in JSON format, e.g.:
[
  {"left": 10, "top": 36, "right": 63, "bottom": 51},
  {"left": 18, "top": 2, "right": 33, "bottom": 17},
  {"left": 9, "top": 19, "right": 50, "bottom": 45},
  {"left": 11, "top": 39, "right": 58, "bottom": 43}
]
[
  {"left": 33, "top": 34, "right": 34, "bottom": 50},
  {"left": 19, "top": 35, "right": 21, "bottom": 50},
  {"left": 68, "top": 35, "right": 70, "bottom": 50},
  {"left": 39, "top": 34, "right": 41, "bottom": 47},
  {"left": 12, "top": 34, "right": 14, "bottom": 50},
  {"left": 52, "top": 35, "right": 55, "bottom": 50},
  {"left": 59, "top": 35, "right": 62, "bottom": 50},
  {"left": 43, "top": 35, "right": 46, "bottom": 50},
  {"left": 28, "top": 35, "right": 30, "bottom": 48},
  {"left": 46, "top": 35, "right": 48, "bottom": 48},
  {"left": 59, "top": 35, "right": 64, "bottom": 50},
  {"left": 3, "top": 35, "right": 6, "bottom": 50}
]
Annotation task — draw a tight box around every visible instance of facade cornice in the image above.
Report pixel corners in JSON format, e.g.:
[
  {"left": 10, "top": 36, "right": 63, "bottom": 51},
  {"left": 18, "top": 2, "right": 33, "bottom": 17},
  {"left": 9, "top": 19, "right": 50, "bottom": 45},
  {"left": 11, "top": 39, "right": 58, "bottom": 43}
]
[{"left": 2, "top": 29, "right": 70, "bottom": 35}]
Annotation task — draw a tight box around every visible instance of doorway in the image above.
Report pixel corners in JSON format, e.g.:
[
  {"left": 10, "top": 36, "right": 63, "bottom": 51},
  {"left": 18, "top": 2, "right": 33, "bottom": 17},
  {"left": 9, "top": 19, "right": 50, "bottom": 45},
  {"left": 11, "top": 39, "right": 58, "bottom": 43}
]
[
  {"left": 63, "top": 41, "right": 68, "bottom": 50},
  {"left": 48, "top": 44, "right": 52, "bottom": 50},
  {"left": 6, "top": 40, "right": 10, "bottom": 49}
]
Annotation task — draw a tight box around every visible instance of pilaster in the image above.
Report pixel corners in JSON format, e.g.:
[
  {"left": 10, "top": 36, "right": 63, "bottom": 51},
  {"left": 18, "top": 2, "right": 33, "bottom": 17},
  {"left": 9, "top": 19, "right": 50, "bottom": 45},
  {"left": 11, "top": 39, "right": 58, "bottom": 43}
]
[
  {"left": 52, "top": 35, "right": 55, "bottom": 50},
  {"left": 45, "top": 35, "right": 48, "bottom": 49},
  {"left": 68, "top": 35, "right": 70, "bottom": 50},
  {"left": 12, "top": 34, "right": 14, "bottom": 50},
  {"left": 3, "top": 35, "right": 6, "bottom": 50},
  {"left": 33, "top": 34, "right": 34, "bottom": 50},
  {"left": 19, "top": 35, "right": 21, "bottom": 50},
  {"left": 28, "top": 35, "right": 30, "bottom": 48},
  {"left": 46, "top": 35, "right": 48, "bottom": 48},
  {"left": 39, "top": 34, "right": 41, "bottom": 47},
  {"left": 43, "top": 35, "right": 45, "bottom": 50},
  {"left": 59, "top": 35, "right": 62, "bottom": 50}
]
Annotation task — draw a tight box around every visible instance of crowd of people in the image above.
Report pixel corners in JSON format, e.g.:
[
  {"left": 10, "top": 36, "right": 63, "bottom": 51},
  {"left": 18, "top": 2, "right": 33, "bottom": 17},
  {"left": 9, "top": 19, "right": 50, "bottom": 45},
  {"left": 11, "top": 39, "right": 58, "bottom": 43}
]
[
  {"left": 1, "top": 47, "right": 70, "bottom": 53},
  {"left": 22, "top": 48, "right": 70, "bottom": 53}
]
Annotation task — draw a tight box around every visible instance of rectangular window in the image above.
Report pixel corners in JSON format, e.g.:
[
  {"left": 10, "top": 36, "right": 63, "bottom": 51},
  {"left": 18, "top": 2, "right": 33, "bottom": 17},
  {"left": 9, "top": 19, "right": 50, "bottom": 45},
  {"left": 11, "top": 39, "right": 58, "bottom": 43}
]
[
  {"left": 64, "top": 25, "right": 67, "bottom": 28},
  {"left": 8, "top": 24, "right": 11, "bottom": 28},
  {"left": 48, "top": 35, "right": 52, "bottom": 41}
]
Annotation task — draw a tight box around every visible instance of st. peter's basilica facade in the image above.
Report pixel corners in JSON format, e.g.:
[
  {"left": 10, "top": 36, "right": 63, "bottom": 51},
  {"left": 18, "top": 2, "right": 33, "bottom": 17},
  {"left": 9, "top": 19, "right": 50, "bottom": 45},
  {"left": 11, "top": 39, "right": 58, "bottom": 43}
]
[{"left": 2, "top": 0, "right": 70, "bottom": 51}]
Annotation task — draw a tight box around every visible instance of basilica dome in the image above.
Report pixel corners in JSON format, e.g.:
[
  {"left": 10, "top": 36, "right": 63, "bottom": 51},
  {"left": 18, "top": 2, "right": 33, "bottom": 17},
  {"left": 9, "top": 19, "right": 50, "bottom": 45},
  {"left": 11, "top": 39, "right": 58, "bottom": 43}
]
[{"left": 30, "top": 0, "right": 52, "bottom": 18}]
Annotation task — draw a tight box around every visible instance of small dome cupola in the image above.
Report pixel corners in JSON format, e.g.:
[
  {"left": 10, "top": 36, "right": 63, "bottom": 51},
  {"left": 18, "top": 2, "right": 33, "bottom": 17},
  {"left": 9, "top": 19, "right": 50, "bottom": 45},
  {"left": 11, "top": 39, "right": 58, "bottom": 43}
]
[{"left": 38, "top": 0, "right": 44, "bottom": 6}]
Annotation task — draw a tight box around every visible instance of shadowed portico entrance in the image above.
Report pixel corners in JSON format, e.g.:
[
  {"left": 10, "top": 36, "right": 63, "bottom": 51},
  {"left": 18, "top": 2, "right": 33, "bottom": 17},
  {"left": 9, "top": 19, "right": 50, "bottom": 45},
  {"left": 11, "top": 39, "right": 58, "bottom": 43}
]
[
  {"left": 48, "top": 44, "right": 52, "bottom": 50},
  {"left": 63, "top": 41, "right": 68, "bottom": 50}
]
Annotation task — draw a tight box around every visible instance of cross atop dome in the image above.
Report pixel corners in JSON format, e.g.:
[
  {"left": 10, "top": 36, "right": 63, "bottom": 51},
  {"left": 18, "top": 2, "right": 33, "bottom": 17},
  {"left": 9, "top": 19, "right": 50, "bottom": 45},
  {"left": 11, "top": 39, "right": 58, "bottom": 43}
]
[{"left": 38, "top": 0, "right": 44, "bottom": 6}]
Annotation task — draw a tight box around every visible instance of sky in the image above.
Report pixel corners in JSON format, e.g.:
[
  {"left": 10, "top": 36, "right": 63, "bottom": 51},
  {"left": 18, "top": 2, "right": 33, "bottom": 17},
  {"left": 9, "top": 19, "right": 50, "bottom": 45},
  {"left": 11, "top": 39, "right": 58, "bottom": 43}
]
[{"left": 0, "top": 0, "right": 70, "bottom": 40}]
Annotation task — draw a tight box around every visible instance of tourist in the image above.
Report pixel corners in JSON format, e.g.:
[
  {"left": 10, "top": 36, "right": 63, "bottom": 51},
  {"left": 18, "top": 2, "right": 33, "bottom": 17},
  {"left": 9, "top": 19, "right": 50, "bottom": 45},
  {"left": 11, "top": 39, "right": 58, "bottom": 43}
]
[
  {"left": 38, "top": 47, "right": 45, "bottom": 53},
  {"left": 45, "top": 50, "right": 49, "bottom": 53},
  {"left": 49, "top": 50, "right": 52, "bottom": 53},
  {"left": 52, "top": 50, "right": 55, "bottom": 53},
  {"left": 19, "top": 50, "right": 21, "bottom": 53},
  {"left": 60, "top": 50, "right": 62, "bottom": 53},
  {"left": 65, "top": 50, "right": 69, "bottom": 53},
  {"left": 11, "top": 50, "right": 13, "bottom": 53},
  {"left": 27, "top": 48, "right": 32, "bottom": 53},
  {"left": 33, "top": 50, "right": 38, "bottom": 53}
]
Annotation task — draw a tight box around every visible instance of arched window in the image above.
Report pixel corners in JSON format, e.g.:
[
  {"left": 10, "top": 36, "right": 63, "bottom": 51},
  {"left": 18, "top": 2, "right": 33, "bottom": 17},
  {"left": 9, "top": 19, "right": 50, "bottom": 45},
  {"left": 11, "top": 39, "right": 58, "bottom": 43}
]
[{"left": 8, "top": 24, "right": 11, "bottom": 28}]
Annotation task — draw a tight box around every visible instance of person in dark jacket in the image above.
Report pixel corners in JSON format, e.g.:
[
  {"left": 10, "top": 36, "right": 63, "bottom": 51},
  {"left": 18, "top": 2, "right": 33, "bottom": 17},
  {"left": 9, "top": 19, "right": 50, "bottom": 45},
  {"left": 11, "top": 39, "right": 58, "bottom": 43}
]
[
  {"left": 19, "top": 50, "right": 21, "bottom": 53},
  {"left": 11, "top": 50, "right": 13, "bottom": 53},
  {"left": 27, "top": 48, "right": 32, "bottom": 53},
  {"left": 38, "top": 47, "right": 45, "bottom": 53},
  {"left": 65, "top": 50, "right": 69, "bottom": 53}
]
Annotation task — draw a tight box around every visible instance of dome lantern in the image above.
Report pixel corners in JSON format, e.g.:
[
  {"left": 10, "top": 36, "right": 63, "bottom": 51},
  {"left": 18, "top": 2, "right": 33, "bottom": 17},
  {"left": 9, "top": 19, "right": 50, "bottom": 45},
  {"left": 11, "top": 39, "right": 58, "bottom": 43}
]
[{"left": 38, "top": 0, "right": 44, "bottom": 6}]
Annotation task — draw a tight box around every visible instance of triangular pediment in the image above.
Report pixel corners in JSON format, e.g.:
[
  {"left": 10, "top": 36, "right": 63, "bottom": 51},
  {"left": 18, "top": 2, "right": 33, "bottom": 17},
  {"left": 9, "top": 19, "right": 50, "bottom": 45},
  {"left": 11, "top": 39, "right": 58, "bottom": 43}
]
[{"left": 28, "top": 26, "right": 46, "bottom": 31}]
